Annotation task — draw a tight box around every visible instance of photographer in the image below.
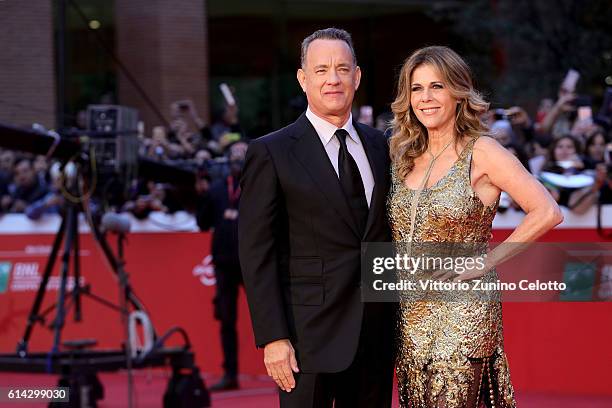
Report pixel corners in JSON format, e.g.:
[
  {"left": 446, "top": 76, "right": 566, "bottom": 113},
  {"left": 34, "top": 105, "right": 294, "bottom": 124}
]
[
  {"left": 122, "top": 181, "right": 170, "bottom": 220},
  {"left": 169, "top": 99, "right": 208, "bottom": 157},
  {"left": 210, "top": 104, "right": 242, "bottom": 144},
  {"left": 25, "top": 162, "right": 64, "bottom": 220},
  {"left": 142, "top": 126, "right": 183, "bottom": 161},
  {"left": 538, "top": 86, "right": 577, "bottom": 139},
  {"left": 499, "top": 143, "right": 531, "bottom": 212},
  {"left": 583, "top": 128, "right": 608, "bottom": 169},
  {"left": 568, "top": 130, "right": 612, "bottom": 212},
  {"left": 1, "top": 158, "right": 48, "bottom": 213},
  {"left": 506, "top": 106, "right": 537, "bottom": 146},
  {"left": 567, "top": 163, "right": 612, "bottom": 213},
  {"left": 0, "top": 149, "right": 16, "bottom": 194},
  {"left": 194, "top": 141, "right": 247, "bottom": 391},
  {"left": 528, "top": 138, "right": 551, "bottom": 176},
  {"left": 490, "top": 116, "right": 514, "bottom": 145},
  {"left": 539, "top": 135, "right": 585, "bottom": 208}
]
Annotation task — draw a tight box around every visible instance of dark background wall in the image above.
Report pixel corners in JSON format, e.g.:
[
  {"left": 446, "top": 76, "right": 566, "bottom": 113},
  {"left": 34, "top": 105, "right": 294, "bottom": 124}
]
[
  {"left": 2, "top": 0, "right": 610, "bottom": 135},
  {"left": 0, "top": 0, "right": 56, "bottom": 128}
]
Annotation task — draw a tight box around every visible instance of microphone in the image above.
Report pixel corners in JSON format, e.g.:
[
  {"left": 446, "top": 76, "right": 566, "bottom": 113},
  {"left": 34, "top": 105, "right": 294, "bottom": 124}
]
[{"left": 101, "top": 212, "right": 131, "bottom": 234}]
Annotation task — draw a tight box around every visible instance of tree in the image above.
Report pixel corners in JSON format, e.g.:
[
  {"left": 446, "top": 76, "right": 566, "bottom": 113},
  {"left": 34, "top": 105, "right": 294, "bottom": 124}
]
[{"left": 428, "top": 0, "right": 612, "bottom": 108}]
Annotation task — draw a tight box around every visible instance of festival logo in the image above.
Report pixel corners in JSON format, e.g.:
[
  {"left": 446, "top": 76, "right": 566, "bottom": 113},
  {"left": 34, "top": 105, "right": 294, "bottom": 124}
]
[
  {"left": 560, "top": 262, "right": 596, "bottom": 301},
  {"left": 193, "top": 255, "right": 216, "bottom": 286},
  {"left": 0, "top": 262, "right": 11, "bottom": 293}
]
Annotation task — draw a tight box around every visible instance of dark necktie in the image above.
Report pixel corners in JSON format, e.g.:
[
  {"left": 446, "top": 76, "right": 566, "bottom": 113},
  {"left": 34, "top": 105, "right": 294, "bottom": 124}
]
[{"left": 335, "top": 129, "right": 368, "bottom": 235}]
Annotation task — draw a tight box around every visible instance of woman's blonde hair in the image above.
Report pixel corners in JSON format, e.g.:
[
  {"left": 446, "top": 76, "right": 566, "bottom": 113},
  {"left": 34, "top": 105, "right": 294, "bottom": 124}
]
[{"left": 389, "top": 46, "right": 489, "bottom": 180}]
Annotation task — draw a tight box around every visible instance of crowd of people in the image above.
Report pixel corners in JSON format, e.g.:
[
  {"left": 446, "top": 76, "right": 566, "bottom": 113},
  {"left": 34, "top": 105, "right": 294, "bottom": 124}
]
[
  {"left": 1, "top": 86, "right": 611, "bottom": 222},
  {"left": 480, "top": 86, "right": 612, "bottom": 214},
  {"left": 0, "top": 99, "right": 248, "bottom": 221}
]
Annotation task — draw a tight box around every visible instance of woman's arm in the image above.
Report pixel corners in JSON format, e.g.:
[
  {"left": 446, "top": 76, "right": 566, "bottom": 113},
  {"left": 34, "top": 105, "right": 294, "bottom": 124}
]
[
  {"left": 538, "top": 93, "right": 574, "bottom": 136},
  {"left": 455, "top": 137, "right": 563, "bottom": 281}
]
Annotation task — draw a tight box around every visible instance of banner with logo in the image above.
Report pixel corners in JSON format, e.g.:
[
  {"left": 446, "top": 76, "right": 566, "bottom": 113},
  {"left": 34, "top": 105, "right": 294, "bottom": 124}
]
[
  {"left": 0, "top": 218, "right": 611, "bottom": 394},
  {"left": 0, "top": 231, "right": 262, "bottom": 375}
]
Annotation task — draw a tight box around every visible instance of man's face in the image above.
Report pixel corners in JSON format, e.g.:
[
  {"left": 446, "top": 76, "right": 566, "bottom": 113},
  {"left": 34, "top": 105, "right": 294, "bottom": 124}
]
[
  {"left": 14, "top": 161, "right": 35, "bottom": 188},
  {"left": 297, "top": 39, "right": 361, "bottom": 123},
  {"left": 0, "top": 150, "right": 15, "bottom": 173},
  {"left": 152, "top": 126, "right": 166, "bottom": 144}
]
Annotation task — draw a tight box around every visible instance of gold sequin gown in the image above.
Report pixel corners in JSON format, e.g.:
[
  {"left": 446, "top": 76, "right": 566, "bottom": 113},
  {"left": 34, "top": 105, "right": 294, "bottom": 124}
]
[{"left": 388, "top": 137, "right": 516, "bottom": 408}]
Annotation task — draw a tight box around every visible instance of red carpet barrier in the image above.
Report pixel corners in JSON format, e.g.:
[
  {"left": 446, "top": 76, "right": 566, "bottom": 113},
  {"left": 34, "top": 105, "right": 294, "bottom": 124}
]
[
  {"left": 492, "top": 229, "right": 612, "bottom": 395},
  {"left": 0, "top": 212, "right": 611, "bottom": 396},
  {"left": 0, "top": 231, "right": 268, "bottom": 378}
]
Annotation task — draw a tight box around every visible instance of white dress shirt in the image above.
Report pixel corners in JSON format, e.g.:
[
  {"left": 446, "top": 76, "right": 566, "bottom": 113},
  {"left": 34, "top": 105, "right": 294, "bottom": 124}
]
[{"left": 305, "top": 107, "right": 375, "bottom": 207}]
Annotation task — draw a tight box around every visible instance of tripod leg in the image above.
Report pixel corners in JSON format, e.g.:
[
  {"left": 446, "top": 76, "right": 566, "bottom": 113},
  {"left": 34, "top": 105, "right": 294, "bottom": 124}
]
[
  {"left": 17, "top": 213, "right": 67, "bottom": 355},
  {"left": 118, "top": 234, "right": 135, "bottom": 408},
  {"left": 72, "top": 204, "right": 82, "bottom": 322},
  {"left": 90, "top": 220, "right": 148, "bottom": 313},
  {"left": 51, "top": 204, "right": 77, "bottom": 353}
]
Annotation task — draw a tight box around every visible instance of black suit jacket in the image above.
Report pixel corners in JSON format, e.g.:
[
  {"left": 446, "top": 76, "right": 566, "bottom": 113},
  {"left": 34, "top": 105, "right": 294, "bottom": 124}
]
[
  {"left": 238, "top": 113, "right": 394, "bottom": 373},
  {"left": 195, "top": 177, "right": 240, "bottom": 268}
]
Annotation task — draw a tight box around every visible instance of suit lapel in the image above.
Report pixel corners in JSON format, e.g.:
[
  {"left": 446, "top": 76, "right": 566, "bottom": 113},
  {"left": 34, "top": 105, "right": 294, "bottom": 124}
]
[
  {"left": 290, "top": 114, "right": 361, "bottom": 239},
  {"left": 353, "top": 121, "right": 387, "bottom": 239}
]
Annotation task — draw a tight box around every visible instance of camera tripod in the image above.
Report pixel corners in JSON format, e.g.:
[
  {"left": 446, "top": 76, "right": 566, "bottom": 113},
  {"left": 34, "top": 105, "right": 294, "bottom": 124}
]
[
  {"left": 16, "top": 194, "right": 148, "bottom": 357},
  {"left": 15, "top": 170, "right": 150, "bottom": 407}
]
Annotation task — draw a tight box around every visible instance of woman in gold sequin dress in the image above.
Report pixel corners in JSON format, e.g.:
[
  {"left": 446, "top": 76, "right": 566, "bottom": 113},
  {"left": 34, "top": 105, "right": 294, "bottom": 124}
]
[{"left": 387, "top": 47, "right": 563, "bottom": 407}]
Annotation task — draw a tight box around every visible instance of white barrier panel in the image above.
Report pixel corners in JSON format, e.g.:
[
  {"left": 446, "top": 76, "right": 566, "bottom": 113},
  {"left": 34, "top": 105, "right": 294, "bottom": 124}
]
[
  {"left": 0, "top": 211, "right": 199, "bottom": 234},
  {"left": 492, "top": 205, "right": 612, "bottom": 229},
  {"left": 0, "top": 206, "right": 610, "bottom": 234}
]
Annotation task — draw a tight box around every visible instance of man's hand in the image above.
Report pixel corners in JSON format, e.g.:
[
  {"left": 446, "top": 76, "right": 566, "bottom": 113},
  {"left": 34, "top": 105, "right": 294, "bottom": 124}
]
[
  {"left": 556, "top": 91, "right": 576, "bottom": 113},
  {"left": 263, "top": 339, "right": 299, "bottom": 392},
  {"left": 507, "top": 106, "right": 531, "bottom": 128}
]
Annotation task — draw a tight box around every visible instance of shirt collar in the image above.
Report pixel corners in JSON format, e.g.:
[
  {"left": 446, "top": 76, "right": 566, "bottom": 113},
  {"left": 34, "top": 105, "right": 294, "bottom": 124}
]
[{"left": 306, "top": 107, "right": 359, "bottom": 146}]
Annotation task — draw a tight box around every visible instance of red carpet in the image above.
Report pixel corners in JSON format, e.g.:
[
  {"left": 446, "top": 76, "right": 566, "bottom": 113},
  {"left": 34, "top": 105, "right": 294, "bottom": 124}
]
[{"left": 1, "top": 371, "right": 611, "bottom": 407}]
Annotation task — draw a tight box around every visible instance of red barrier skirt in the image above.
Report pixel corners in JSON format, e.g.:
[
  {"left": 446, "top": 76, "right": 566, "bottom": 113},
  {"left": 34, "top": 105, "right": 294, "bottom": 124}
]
[{"left": 0, "top": 212, "right": 611, "bottom": 395}]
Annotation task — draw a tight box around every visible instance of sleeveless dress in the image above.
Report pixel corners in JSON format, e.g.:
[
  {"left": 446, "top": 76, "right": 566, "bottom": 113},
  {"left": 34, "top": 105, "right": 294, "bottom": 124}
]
[{"left": 388, "top": 137, "right": 516, "bottom": 408}]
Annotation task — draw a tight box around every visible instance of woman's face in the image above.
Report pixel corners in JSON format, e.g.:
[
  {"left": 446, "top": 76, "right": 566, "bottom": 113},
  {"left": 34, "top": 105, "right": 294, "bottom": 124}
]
[
  {"left": 588, "top": 133, "right": 606, "bottom": 160},
  {"left": 410, "top": 64, "right": 458, "bottom": 133},
  {"left": 554, "top": 137, "right": 576, "bottom": 161}
]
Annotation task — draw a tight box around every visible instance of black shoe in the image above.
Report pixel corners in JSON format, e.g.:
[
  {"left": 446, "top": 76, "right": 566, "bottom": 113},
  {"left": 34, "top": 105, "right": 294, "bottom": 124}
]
[{"left": 209, "top": 375, "right": 239, "bottom": 392}]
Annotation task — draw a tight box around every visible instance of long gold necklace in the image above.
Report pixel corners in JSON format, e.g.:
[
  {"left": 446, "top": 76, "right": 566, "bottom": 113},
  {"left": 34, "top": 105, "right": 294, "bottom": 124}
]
[
  {"left": 405, "top": 138, "right": 454, "bottom": 246},
  {"left": 421, "top": 138, "right": 454, "bottom": 189}
]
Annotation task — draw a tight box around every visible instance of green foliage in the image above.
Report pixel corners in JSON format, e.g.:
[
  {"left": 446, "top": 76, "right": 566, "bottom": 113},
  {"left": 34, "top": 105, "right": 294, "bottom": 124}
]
[{"left": 427, "top": 0, "right": 612, "bottom": 108}]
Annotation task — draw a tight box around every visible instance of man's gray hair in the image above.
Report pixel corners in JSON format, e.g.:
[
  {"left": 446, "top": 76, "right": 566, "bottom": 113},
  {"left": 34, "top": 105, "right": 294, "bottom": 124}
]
[{"left": 300, "top": 28, "right": 357, "bottom": 68}]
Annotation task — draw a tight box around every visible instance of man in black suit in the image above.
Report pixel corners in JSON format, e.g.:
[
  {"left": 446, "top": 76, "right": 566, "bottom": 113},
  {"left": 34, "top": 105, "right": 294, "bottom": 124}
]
[
  {"left": 239, "top": 28, "right": 395, "bottom": 407},
  {"left": 196, "top": 141, "right": 249, "bottom": 391}
]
